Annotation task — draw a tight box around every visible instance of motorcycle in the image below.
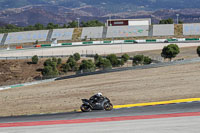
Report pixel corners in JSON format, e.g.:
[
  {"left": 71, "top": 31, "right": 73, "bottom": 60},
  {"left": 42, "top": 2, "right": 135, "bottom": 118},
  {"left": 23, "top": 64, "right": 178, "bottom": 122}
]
[{"left": 80, "top": 97, "right": 113, "bottom": 112}]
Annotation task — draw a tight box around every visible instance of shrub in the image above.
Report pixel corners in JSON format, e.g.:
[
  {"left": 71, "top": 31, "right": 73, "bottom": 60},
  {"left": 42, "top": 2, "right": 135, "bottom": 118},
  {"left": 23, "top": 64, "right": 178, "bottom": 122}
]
[
  {"left": 32, "top": 55, "right": 39, "bottom": 64},
  {"left": 52, "top": 57, "right": 57, "bottom": 63},
  {"left": 161, "top": 44, "right": 180, "bottom": 61},
  {"left": 96, "top": 58, "right": 112, "bottom": 70},
  {"left": 106, "top": 54, "right": 120, "bottom": 67},
  {"left": 42, "top": 58, "right": 59, "bottom": 77},
  {"left": 42, "top": 65, "right": 58, "bottom": 78},
  {"left": 62, "top": 63, "right": 70, "bottom": 73},
  {"left": 132, "top": 55, "right": 152, "bottom": 65},
  {"left": 73, "top": 53, "right": 81, "bottom": 61},
  {"left": 79, "top": 60, "right": 96, "bottom": 72},
  {"left": 94, "top": 54, "right": 101, "bottom": 63},
  {"left": 197, "top": 46, "right": 200, "bottom": 57},
  {"left": 121, "top": 53, "right": 130, "bottom": 62},
  {"left": 132, "top": 55, "right": 144, "bottom": 65},
  {"left": 144, "top": 56, "right": 152, "bottom": 64},
  {"left": 119, "top": 59, "right": 125, "bottom": 66},
  {"left": 67, "top": 56, "right": 77, "bottom": 71},
  {"left": 44, "top": 59, "right": 52, "bottom": 66},
  {"left": 57, "top": 58, "right": 62, "bottom": 65}
]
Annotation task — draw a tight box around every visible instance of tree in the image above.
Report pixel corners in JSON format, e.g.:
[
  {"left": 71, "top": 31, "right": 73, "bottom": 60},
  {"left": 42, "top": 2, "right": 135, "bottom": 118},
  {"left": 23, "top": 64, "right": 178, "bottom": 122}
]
[
  {"left": 79, "top": 60, "right": 95, "bottom": 72},
  {"left": 67, "top": 21, "right": 78, "bottom": 28},
  {"left": 32, "top": 55, "right": 39, "bottom": 64},
  {"left": 178, "top": 20, "right": 183, "bottom": 24},
  {"left": 159, "top": 18, "right": 174, "bottom": 24},
  {"left": 161, "top": 44, "right": 180, "bottom": 61},
  {"left": 46, "top": 23, "right": 58, "bottom": 29},
  {"left": 106, "top": 54, "right": 120, "bottom": 67},
  {"left": 34, "top": 23, "right": 44, "bottom": 30},
  {"left": 121, "top": 53, "right": 130, "bottom": 62},
  {"left": 81, "top": 20, "right": 104, "bottom": 27},
  {"left": 63, "top": 24, "right": 67, "bottom": 28},
  {"left": 197, "top": 46, "right": 200, "bottom": 57},
  {"left": 73, "top": 53, "right": 80, "bottom": 61}
]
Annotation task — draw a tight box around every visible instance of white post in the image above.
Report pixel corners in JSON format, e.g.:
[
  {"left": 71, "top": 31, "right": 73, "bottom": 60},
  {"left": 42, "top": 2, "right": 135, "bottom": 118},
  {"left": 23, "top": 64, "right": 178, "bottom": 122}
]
[
  {"left": 77, "top": 18, "right": 80, "bottom": 28},
  {"left": 176, "top": 14, "right": 179, "bottom": 24}
]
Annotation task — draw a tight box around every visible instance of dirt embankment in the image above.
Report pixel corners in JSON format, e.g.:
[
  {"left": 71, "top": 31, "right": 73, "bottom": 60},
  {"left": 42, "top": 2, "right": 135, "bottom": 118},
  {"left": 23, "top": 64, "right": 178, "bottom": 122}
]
[{"left": 0, "top": 59, "right": 44, "bottom": 86}]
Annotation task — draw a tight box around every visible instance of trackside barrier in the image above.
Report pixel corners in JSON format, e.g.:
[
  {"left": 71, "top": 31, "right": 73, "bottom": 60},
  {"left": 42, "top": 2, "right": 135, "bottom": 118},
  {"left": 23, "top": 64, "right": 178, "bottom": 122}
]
[
  {"left": 35, "top": 37, "right": 200, "bottom": 48},
  {"left": 156, "top": 39, "right": 166, "bottom": 42},
  {"left": 103, "top": 41, "right": 112, "bottom": 44},
  {"left": 93, "top": 41, "right": 102, "bottom": 44},
  {"left": 167, "top": 39, "right": 178, "bottom": 42},
  {"left": 136, "top": 40, "right": 146, "bottom": 43},
  {"left": 41, "top": 44, "right": 51, "bottom": 47},
  {"left": 35, "top": 45, "right": 41, "bottom": 48},
  {"left": 177, "top": 38, "right": 186, "bottom": 41},
  {"left": 51, "top": 43, "right": 62, "bottom": 47},
  {"left": 185, "top": 38, "right": 200, "bottom": 41},
  {"left": 124, "top": 40, "right": 137, "bottom": 43},
  {"left": 83, "top": 41, "right": 93, "bottom": 44},
  {"left": 146, "top": 39, "right": 156, "bottom": 42},
  {"left": 16, "top": 46, "right": 23, "bottom": 49},
  {"left": 62, "top": 43, "right": 72, "bottom": 46}
]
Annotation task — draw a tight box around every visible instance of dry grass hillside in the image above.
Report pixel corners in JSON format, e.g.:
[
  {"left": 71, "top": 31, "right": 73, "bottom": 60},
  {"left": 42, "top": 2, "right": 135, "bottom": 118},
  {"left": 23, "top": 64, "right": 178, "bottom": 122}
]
[{"left": 0, "top": 62, "right": 200, "bottom": 116}]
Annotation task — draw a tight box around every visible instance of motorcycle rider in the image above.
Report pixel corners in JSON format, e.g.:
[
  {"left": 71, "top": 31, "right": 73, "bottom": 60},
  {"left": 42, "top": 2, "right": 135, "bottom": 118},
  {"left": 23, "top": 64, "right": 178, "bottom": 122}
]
[{"left": 89, "top": 92, "right": 104, "bottom": 105}]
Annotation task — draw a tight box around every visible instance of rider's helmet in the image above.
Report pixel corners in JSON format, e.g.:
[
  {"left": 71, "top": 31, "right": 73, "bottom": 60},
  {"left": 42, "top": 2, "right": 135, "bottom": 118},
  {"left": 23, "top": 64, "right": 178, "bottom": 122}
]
[{"left": 97, "top": 92, "right": 102, "bottom": 97}]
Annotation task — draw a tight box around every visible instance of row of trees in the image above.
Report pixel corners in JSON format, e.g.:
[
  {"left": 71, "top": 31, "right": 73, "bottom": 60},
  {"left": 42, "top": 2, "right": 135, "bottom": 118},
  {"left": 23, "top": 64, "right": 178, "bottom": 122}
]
[
  {"left": 0, "top": 20, "right": 104, "bottom": 33},
  {"left": 159, "top": 18, "right": 183, "bottom": 24},
  {"left": 32, "top": 44, "right": 200, "bottom": 78},
  {"left": 31, "top": 53, "right": 153, "bottom": 78}
]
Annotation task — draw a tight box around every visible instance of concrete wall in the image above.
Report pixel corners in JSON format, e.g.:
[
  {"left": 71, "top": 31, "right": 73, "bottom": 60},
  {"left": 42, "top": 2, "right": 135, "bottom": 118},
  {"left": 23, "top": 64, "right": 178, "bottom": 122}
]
[
  {"left": 183, "top": 23, "right": 200, "bottom": 35},
  {"left": 153, "top": 24, "right": 174, "bottom": 36},
  {"left": 51, "top": 28, "right": 74, "bottom": 40},
  {"left": 106, "top": 26, "right": 149, "bottom": 38}
]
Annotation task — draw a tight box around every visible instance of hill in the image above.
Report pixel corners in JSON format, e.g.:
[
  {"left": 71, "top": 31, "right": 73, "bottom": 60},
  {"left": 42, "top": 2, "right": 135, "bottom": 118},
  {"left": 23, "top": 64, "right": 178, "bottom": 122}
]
[{"left": 1, "top": 0, "right": 200, "bottom": 26}]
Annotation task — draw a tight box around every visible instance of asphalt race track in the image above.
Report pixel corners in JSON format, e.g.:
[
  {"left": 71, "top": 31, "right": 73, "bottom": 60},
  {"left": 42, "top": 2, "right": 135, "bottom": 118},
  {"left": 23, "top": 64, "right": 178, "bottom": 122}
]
[{"left": 0, "top": 101, "right": 200, "bottom": 132}]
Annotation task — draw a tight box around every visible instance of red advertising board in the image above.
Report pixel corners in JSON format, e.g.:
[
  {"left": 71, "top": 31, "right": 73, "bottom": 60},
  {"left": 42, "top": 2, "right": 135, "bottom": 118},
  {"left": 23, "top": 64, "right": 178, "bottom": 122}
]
[{"left": 108, "top": 20, "right": 129, "bottom": 26}]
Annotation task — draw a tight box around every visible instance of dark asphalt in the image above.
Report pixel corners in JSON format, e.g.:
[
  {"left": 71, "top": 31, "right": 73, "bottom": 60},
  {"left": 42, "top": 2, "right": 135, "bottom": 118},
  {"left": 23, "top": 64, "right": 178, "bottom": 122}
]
[{"left": 0, "top": 101, "right": 200, "bottom": 123}]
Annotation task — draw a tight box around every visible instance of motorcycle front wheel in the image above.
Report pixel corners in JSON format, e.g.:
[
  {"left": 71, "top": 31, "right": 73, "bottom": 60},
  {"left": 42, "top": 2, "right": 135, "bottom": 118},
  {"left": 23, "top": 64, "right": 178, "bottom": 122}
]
[
  {"left": 104, "top": 102, "right": 113, "bottom": 111},
  {"left": 80, "top": 104, "right": 91, "bottom": 112}
]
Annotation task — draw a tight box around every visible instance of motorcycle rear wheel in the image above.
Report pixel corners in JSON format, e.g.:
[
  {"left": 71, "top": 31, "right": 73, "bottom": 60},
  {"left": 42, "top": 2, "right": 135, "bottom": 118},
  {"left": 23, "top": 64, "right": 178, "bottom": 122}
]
[
  {"left": 104, "top": 102, "right": 113, "bottom": 111},
  {"left": 80, "top": 104, "right": 91, "bottom": 112}
]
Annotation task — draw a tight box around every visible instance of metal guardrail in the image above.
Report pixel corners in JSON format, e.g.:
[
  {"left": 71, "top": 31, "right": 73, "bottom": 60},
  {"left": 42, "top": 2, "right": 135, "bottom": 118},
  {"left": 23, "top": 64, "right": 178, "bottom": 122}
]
[{"left": 0, "top": 54, "right": 96, "bottom": 60}]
